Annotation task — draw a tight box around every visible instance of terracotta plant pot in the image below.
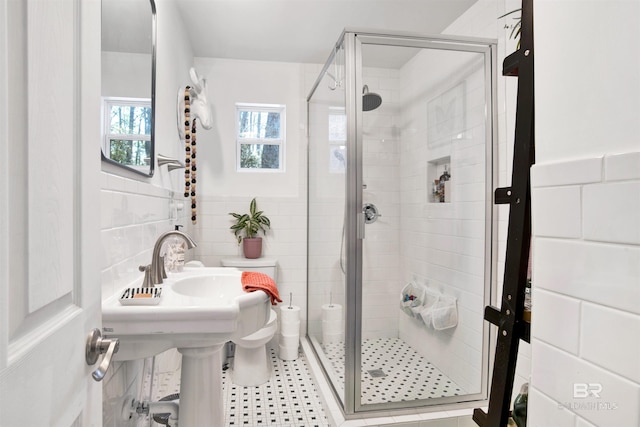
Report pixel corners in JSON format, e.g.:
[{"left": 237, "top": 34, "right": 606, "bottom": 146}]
[{"left": 242, "top": 237, "right": 263, "bottom": 259}]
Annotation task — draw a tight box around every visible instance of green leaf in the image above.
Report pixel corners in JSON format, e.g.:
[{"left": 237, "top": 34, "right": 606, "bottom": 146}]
[
  {"left": 498, "top": 8, "right": 521, "bottom": 19},
  {"left": 228, "top": 197, "right": 271, "bottom": 242}
]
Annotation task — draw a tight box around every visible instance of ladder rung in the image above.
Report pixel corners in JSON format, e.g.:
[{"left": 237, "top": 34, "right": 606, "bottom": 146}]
[
  {"left": 473, "top": 408, "right": 488, "bottom": 426},
  {"left": 502, "top": 50, "right": 520, "bottom": 76},
  {"left": 484, "top": 306, "right": 502, "bottom": 326},
  {"left": 494, "top": 187, "right": 513, "bottom": 204}
]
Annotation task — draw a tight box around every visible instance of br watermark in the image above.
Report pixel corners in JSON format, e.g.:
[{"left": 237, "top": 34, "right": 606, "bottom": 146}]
[
  {"left": 573, "top": 383, "right": 602, "bottom": 398},
  {"left": 557, "top": 383, "right": 618, "bottom": 411}
]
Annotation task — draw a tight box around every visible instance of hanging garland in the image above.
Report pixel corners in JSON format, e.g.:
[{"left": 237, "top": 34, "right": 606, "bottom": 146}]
[{"left": 183, "top": 86, "right": 197, "bottom": 224}]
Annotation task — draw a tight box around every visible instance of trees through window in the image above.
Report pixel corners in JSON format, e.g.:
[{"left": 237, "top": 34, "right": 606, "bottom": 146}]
[
  {"left": 236, "top": 103, "right": 285, "bottom": 171},
  {"left": 102, "top": 97, "right": 152, "bottom": 168}
]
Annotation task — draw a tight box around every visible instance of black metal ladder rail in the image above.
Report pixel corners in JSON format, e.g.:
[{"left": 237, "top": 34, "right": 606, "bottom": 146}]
[{"left": 473, "top": 0, "right": 534, "bottom": 425}]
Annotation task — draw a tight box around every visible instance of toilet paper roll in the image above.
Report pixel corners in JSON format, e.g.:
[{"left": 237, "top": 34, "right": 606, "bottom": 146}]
[
  {"left": 279, "top": 333, "right": 299, "bottom": 348},
  {"left": 321, "top": 304, "right": 342, "bottom": 322},
  {"left": 322, "top": 319, "right": 342, "bottom": 335},
  {"left": 278, "top": 343, "right": 299, "bottom": 361},
  {"left": 279, "top": 305, "right": 301, "bottom": 323},
  {"left": 279, "top": 320, "right": 300, "bottom": 335},
  {"left": 322, "top": 331, "right": 343, "bottom": 344}
]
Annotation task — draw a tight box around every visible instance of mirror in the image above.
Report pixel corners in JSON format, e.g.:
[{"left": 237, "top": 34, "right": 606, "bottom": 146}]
[{"left": 101, "top": 0, "right": 156, "bottom": 177}]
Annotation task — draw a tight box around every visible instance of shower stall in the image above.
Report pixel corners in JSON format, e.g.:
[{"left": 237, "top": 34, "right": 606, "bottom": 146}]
[{"left": 307, "top": 30, "right": 497, "bottom": 415}]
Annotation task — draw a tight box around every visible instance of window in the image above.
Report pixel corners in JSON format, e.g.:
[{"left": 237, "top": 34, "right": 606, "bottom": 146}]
[
  {"left": 328, "top": 107, "right": 346, "bottom": 173},
  {"left": 236, "top": 103, "right": 285, "bottom": 171},
  {"left": 102, "top": 97, "right": 152, "bottom": 169}
]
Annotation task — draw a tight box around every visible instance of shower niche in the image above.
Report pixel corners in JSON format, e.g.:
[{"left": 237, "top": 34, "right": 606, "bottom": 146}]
[
  {"left": 307, "top": 30, "right": 496, "bottom": 417},
  {"left": 428, "top": 157, "right": 452, "bottom": 203}
]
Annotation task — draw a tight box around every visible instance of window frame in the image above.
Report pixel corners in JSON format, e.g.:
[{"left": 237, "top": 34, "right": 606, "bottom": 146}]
[
  {"left": 101, "top": 96, "right": 152, "bottom": 172},
  {"left": 235, "top": 103, "right": 286, "bottom": 173}
]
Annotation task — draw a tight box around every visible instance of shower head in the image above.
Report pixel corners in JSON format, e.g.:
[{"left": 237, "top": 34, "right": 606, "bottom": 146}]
[{"left": 362, "top": 85, "right": 382, "bottom": 112}]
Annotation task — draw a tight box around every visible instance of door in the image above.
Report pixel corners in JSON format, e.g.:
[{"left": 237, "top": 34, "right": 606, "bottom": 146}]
[
  {"left": 0, "top": 0, "right": 103, "bottom": 425},
  {"left": 350, "top": 33, "right": 496, "bottom": 412}
]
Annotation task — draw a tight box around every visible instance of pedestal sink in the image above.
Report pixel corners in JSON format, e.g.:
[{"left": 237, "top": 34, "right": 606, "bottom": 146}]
[{"left": 102, "top": 267, "right": 270, "bottom": 427}]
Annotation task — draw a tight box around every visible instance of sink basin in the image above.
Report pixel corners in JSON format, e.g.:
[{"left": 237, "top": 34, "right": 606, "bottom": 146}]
[
  {"left": 172, "top": 274, "right": 241, "bottom": 300},
  {"left": 101, "top": 267, "right": 270, "bottom": 361},
  {"left": 102, "top": 266, "right": 272, "bottom": 427}
]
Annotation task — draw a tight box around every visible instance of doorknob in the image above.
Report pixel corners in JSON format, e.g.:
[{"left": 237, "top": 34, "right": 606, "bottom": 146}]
[{"left": 85, "top": 328, "right": 119, "bottom": 382}]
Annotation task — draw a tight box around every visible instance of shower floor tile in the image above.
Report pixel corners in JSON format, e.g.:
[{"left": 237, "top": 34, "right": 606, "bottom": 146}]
[
  {"left": 149, "top": 347, "right": 331, "bottom": 427},
  {"left": 321, "top": 337, "right": 465, "bottom": 404}
]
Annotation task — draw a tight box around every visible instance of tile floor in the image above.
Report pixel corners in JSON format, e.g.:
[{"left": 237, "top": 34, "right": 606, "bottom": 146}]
[
  {"left": 147, "top": 338, "right": 465, "bottom": 426},
  {"left": 321, "top": 337, "right": 464, "bottom": 404},
  {"left": 149, "top": 347, "right": 331, "bottom": 427}
]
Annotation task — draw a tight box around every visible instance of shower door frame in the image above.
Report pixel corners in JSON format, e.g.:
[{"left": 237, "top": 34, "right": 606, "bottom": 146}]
[{"left": 309, "top": 29, "right": 499, "bottom": 417}]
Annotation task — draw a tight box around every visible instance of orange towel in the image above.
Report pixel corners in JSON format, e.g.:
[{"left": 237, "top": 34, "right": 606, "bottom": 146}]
[{"left": 241, "top": 271, "right": 282, "bottom": 306}]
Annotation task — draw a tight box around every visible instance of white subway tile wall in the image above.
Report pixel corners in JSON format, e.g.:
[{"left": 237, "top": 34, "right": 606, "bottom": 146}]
[
  {"left": 100, "top": 171, "right": 190, "bottom": 427},
  {"left": 397, "top": 51, "right": 489, "bottom": 394},
  {"left": 191, "top": 196, "right": 309, "bottom": 333},
  {"left": 530, "top": 152, "right": 640, "bottom": 427}
]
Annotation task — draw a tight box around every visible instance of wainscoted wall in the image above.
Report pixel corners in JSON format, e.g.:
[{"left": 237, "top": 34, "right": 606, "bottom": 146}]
[
  {"left": 190, "top": 195, "right": 309, "bottom": 331},
  {"left": 100, "top": 177, "right": 191, "bottom": 427},
  {"left": 188, "top": 57, "right": 311, "bottom": 332},
  {"left": 100, "top": 0, "right": 194, "bottom": 424}
]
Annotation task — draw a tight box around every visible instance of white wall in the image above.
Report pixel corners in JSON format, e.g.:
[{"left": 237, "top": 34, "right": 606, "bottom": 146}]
[
  {"left": 395, "top": 0, "right": 515, "bottom": 395},
  {"left": 397, "top": 50, "right": 489, "bottom": 394},
  {"left": 102, "top": 51, "right": 151, "bottom": 98},
  {"left": 188, "top": 57, "right": 311, "bottom": 331},
  {"left": 528, "top": 1, "right": 640, "bottom": 426},
  {"left": 100, "top": 0, "right": 194, "bottom": 425},
  {"left": 360, "top": 67, "right": 403, "bottom": 340}
]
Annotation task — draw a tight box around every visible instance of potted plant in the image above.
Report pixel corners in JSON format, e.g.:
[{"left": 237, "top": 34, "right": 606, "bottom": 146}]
[{"left": 229, "top": 198, "right": 271, "bottom": 259}]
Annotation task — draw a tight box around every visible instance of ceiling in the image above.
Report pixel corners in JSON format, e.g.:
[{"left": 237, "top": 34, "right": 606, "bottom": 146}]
[{"left": 175, "top": 0, "right": 479, "bottom": 67}]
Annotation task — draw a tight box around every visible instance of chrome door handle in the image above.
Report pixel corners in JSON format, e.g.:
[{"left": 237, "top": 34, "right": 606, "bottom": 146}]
[{"left": 85, "top": 328, "right": 119, "bottom": 382}]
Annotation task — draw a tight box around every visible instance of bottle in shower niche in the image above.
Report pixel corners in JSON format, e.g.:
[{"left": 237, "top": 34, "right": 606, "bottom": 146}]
[
  {"left": 432, "top": 179, "right": 440, "bottom": 203},
  {"left": 439, "top": 165, "right": 451, "bottom": 203}
]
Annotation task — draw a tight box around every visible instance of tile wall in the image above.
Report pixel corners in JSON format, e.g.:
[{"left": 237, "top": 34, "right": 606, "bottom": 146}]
[
  {"left": 100, "top": 0, "right": 195, "bottom": 424},
  {"left": 100, "top": 172, "right": 190, "bottom": 427},
  {"left": 190, "top": 195, "right": 309, "bottom": 331},
  {"left": 360, "top": 67, "right": 402, "bottom": 340},
  {"left": 529, "top": 1, "right": 640, "bottom": 425},
  {"left": 528, "top": 154, "right": 640, "bottom": 427},
  {"left": 397, "top": 54, "right": 489, "bottom": 394}
]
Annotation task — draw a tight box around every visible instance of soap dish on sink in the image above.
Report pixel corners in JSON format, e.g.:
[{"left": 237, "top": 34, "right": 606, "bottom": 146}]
[{"left": 119, "top": 287, "right": 163, "bottom": 305}]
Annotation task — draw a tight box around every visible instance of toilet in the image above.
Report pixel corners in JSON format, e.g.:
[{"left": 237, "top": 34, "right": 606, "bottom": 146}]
[{"left": 221, "top": 257, "right": 278, "bottom": 386}]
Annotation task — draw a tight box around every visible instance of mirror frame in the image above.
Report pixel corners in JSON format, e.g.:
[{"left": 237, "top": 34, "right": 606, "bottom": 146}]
[{"left": 100, "top": 0, "right": 157, "bottom": 177}]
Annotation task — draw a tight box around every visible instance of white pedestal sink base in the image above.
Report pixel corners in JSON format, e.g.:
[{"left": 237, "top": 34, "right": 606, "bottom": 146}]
[{"left": 178, "top": 344, "right": 225, "bottom": 427}]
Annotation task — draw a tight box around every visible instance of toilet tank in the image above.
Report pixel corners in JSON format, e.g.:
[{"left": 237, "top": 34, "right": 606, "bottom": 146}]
[{"left": 221, "top": 257, "right": 278, "bottom": 281}]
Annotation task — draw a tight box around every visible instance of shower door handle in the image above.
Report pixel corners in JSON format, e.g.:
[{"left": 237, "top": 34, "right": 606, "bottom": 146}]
[{"left": 357, "top": 212, "right": 366, "bottom": 239}]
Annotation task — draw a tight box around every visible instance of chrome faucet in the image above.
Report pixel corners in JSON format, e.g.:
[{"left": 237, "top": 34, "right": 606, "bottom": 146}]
[{"left": 140, "top": 230, "right": 197, "bottom": 287}]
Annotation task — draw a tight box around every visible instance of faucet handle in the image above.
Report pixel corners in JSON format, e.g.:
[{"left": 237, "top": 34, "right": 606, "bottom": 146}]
[{"left": 138, "top": 264, "right": 154, "bottom": 287}]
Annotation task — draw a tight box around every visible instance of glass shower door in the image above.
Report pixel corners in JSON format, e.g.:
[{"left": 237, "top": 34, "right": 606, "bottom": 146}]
[
  {"left": 307, "top": 42, "right": 348, "bottom": 405},
  {"left": 353, "top": 34, "right": 495, "bottom": 411},
  {"left": 307, "top": 31, "right": 496, "bottom": 415}
]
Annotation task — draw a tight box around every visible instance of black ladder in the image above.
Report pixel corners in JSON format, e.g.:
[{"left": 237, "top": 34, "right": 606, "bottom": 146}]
[{"left": 473, "top": 0, "right": 534, "bottom": 426}]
